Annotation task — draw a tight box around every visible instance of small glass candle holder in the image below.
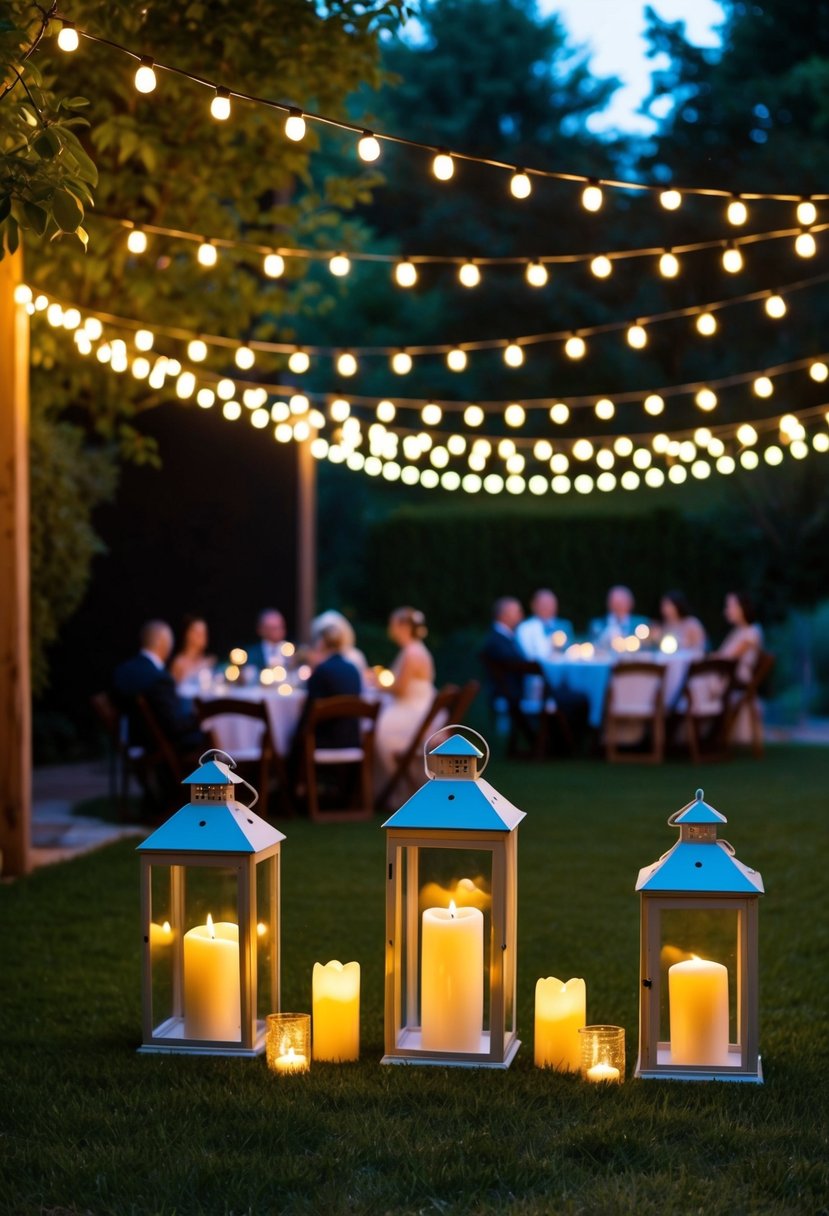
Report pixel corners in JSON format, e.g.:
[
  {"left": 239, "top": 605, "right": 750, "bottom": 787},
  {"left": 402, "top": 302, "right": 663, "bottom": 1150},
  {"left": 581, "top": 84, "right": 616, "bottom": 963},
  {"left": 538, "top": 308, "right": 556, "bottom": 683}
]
[
  {"left": 266, "top": 1013, "right": 311, "bottom": 1075},
  {"left": 579, "top": 1024, "right": 625, "bottom": 1083}
]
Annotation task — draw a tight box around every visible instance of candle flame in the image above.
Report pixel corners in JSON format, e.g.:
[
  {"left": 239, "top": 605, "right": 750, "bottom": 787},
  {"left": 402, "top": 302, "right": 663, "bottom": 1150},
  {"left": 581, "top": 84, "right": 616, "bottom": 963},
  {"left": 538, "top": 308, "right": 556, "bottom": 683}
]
[
  {"left": 162, "top": 920, "right": 171, "bottom": 934},
  {"left": 207, "top": 912, "right": 215, "bottom": 938},
  {"left": 286, "top": 1046, "right": 295, "bottom": 1060},
  {"left": 448, "top": 899, "right": 457, "bottom": 918},
  {"left": 257, "top": 921, "right": 267, "bottom": 937}
]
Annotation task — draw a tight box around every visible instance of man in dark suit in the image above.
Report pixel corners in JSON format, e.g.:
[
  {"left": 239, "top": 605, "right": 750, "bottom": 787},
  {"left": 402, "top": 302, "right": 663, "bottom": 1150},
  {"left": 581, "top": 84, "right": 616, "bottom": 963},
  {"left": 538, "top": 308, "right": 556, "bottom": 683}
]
[
  {"left": 247, "top": 608, "right": 288, "bottom": 670},
  {"left": 113, "top": 620, "right": 206, "bottom": 752}
]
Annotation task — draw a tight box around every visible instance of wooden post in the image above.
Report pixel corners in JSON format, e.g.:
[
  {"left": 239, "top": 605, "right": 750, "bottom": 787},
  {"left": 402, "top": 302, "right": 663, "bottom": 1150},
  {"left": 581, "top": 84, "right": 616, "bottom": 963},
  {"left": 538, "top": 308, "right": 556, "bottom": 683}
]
[
  {"left": 0, "top": 249, "right": 32, "bottom": 876},
  {"left": 295, "top": 438, "right": 317, "bottom": 642}
]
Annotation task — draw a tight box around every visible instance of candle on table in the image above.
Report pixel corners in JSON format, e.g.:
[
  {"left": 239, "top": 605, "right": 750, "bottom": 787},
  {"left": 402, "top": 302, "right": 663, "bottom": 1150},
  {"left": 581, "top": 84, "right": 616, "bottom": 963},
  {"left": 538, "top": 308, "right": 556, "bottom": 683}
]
[
  {"left": 421, "top": 900, "right": 483, "bottom": 1053},
  {"left": 534, "top": 977, "right": 586, "bottom": 1071},
  {"left": 313, "top": 960, "right": 360, "bottom": 1061},
  {"left": 273, "top": 1046, "right": 309, "bottom": 1074},
  {"left": 669, "top": 955, "right": 730, "bottom": 1066},
  {"left": 183, "top": 913, "right": 241, "bottom": 1041},
  {"left": 586, "top": 1062, "right": 621, "bottom": 1083}
]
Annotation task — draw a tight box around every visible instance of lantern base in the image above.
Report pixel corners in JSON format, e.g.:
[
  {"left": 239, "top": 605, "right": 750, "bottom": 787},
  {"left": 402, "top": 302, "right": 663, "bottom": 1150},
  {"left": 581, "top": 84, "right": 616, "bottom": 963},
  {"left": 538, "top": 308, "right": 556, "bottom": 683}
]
[
  {"left": 138, "top": 1015, "right": 267, "bottom": 1057},
  {"left": 382, "top": 1029, "right": 520, "bottom": 1069},
  {"left": 635, "top": 1047, "right": 763, "bottom": 1083}
]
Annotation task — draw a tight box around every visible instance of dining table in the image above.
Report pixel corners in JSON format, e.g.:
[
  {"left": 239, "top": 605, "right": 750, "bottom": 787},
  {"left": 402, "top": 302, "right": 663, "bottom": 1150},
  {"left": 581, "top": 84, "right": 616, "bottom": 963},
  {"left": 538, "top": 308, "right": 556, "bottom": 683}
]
[
  {"left": 539, "top": 648, "right": 701, "bottom": 729},
  {"left": 180, "top": 674, "right": 307, "bottom": 758}
]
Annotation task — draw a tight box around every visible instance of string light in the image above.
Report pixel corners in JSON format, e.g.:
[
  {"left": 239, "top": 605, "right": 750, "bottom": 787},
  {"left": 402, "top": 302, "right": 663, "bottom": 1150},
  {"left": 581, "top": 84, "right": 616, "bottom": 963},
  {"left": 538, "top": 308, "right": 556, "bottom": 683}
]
[
  {"left": 797, "top": 199, "right": 817, "bottom": 226},
  {"left": 764, "top": 444, "right": 783, "bottom": 465},
  {"left": 659, "top": 189, "right": 682, "bottom": 211},
  {"left": 288, "top": 349, "right": 310, "bottom": 373},
  {"left": 627, "top": 323, "right": 647, "bottom": 349},
  {"left": 395, "top": 260, "right": 417, "bottom": 288},
  {"left": 391, "top": 351, "right": 412, "bottom": 375},
  {"left": 422, "top": 403, "right": 442, "bottom": 426},
  {"left": 432, "top": 150, "right": 454, "bottom": 181},
  {"left": 564, "top": 335, "right": 586, "bottom": 360},
  {"left": 446, "top": 348, "right": 467, "bottom": 372},
  {"left": 284, "top": 109, "right": 306, "bottom": 141},
  {"left": 337, "top": 352, "right": 358, "bottom": 377},
  {"left": 594, "top": 398, "right": 615, "bottom": 420},
  {"left": 458, "top": 261, "right": 481, "bottom": 288},
  {"left": 263, "top": 253, "right": 285, "bottom": 278},
  {"left": 134, "top": 57, "right": 157, "bottom": 94},
  {"left": 695, "top": 387, "right": 718, "bottom": 411},
  {"left": 186, "top": 338, "right": 206, "bottom": 361},
  {"left": 582, "top": 182, "right": 603, "bottom": 212},
  {"left": 659, "top": 250, "right": 680, "bottom": 278},
  {"left": 329, "top": 253, "right": 351, "bottom": 277},
  {"left": 795, "top": 231, "right": 817, "bottom": 257},
  {"left": 464, "top": 405, "right": 484, "bottom": 427},
  {"left": 810, "top": 360, "right": 828, "bottom": 382},
  {"left": 197, "top": 240, "right": 217, "bottom": 267},
  {"left": 613, "top": 436, "right": 633, "bottom": 457},
  {"left": 210, "top": 87, "right": 231, "bottom": 121},
  {"left": 504, "top": 403, "right": 526, "bottom": 428},
  {"left": 550, "top": 403, "right": 570, "bottom": 424},
  {"left": 357, "top": 131, "right": 381, "bottom": 163},
  {"left": 722, "top": 242, "right": 744, "bottom": 273},
  {"left": 126, "top": 227, "right": 147, "bottom": 254},
  {"left": 503, "top": 342, "right": 524, "bottom": 368},
  {"left": 737, "top": 423, "right": 758, "bottom": 447},
  {"left": 525, "top": 261, "right": 548, "bottom": 287},
  {"left": 727, "top": 197, "right": 748, "bottom": 225},
  {"left": 590, "top": 254, "right": 612, "bottom": 279},
  {"left": 376, "top": 400, "right": 396, "bottom": 423},
  {"left": 753, "top": 375, "right": 774, "bottom": 398},
  {"left": 510, "top": 170, "right": 532, "bottom": 199},
  {"left": 235, "top": 345, "right": 255, "bottom": 370},
  {"left": 57, "top": 21, "right": 79, "bottom": 51},
  {"left": 216, "top": 377, "right": 235, "bottom": 400},
  {"left": 644, "top": 394, "right": 664, "bottom": 416},
  {"left": 134, "top": 328, "right": 154, "bottom": 352},
  {"left": 696, "top": 311, "right": 718, "bottom": 336}
]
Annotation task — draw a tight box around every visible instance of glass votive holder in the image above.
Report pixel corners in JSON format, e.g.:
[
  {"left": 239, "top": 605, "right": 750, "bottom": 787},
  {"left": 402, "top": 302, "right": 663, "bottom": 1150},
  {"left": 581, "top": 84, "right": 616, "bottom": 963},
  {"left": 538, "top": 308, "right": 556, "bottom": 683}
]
[
  {"left": 266, "top": 1013, "right": 311, "bottom": 1075},
  {"left": 579, "top": 1024, "right": 625, "bottom": 1083}
]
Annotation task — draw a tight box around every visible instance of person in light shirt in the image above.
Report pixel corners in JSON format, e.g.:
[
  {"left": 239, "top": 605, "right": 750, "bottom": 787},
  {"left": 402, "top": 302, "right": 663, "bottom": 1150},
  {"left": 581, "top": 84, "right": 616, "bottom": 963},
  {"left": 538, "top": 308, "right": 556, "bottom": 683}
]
[
  {"left": 248, "top": 608, "right": 288, "bottom": 669},
  {"left": 516, "top": 589, "right": 574, "bottom": 660},
  {"left": 590, "top": 585, "right": 649, "bottom": 648},
  {"left": 657, "top": 591, "right": 707, "bottom": 653}
]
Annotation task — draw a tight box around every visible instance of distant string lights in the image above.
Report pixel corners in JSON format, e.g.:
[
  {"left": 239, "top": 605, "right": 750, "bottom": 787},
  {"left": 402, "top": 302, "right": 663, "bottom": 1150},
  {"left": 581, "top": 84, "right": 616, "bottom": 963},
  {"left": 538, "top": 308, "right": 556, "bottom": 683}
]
[{"left": 53, "top": 15, "right": 829, "bottom": 213}]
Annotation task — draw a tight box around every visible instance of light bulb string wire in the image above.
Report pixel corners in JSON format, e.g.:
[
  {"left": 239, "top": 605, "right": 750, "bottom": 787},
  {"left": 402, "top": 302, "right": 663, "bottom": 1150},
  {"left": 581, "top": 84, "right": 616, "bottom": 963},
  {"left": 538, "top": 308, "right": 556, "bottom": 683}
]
[
  {"left": 100, "top": 210, "right": 829, "bottom": 270},
  {"left": 52, "top": 15, "right": 829, "bottom": 204},
  {"left": 38, "top": 268, "right": 829, "bottom": 359}
]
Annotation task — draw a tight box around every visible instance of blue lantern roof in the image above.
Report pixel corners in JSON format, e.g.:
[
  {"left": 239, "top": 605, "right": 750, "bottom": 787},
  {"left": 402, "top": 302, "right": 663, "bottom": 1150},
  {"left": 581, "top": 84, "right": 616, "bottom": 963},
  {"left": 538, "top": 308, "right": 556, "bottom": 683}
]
[
  {"left": 182, "top": 759, "right": 244, "bottom": 786},
  {"left": 672, "top": 788, "right": 727, "bottom": 826},
  {"left": 636, "top": 789, "right": 763, "bottom": 896},
  {"left": 429, "top": 736, "right": 483, "bottom": 758}
]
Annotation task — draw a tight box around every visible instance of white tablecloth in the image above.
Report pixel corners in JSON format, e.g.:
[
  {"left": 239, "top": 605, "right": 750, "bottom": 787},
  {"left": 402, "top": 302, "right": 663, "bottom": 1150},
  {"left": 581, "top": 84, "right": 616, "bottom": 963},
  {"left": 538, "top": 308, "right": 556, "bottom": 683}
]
[
  {"left": 540, "top": 652, "right": 698, "bottom": 729},
  {"left": 188, "top": 684, "right": 307, "bottom": 758}
]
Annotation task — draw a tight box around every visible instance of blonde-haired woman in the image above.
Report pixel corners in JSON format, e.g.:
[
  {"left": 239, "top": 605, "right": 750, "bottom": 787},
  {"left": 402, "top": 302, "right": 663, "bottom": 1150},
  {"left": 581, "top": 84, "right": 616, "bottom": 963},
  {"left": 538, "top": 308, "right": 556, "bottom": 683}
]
[{"left": 375, "top": 607, "right": 437, "bottom": 786}]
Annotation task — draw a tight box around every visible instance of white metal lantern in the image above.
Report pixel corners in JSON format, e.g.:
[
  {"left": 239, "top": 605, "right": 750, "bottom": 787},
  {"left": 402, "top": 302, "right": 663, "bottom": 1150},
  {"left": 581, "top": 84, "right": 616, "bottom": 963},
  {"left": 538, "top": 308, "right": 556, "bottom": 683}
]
[
  {"left": 382, "top": 730, "right": 525, "bottom": 1068},
  {"left": 137, "top": 750, "right": 285, "bottom": 1056},
  {"left": 635, "top": 788, "right": 764, "bottom": 1082}
]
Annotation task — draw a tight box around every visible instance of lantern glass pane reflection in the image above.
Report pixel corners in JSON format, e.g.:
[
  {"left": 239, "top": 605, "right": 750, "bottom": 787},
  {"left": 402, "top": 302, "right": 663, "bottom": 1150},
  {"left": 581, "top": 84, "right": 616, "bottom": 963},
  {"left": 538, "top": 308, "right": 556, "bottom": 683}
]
[{"left": 657, "top": 906, "right": 739, "bottom": 1057}]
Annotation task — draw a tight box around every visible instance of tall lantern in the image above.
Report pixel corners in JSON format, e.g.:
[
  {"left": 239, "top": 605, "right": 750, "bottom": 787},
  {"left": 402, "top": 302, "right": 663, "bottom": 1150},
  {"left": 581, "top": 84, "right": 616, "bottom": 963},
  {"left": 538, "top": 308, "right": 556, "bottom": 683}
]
[
  {"left": 382, "top": 731, "right": 525, "bottom": 1068},
  {"left": 137, "top": 750, "right": 284, "bottom": 1056},
  {"left": 635, "top": 788, "right": 764, "bottom": 1082}
]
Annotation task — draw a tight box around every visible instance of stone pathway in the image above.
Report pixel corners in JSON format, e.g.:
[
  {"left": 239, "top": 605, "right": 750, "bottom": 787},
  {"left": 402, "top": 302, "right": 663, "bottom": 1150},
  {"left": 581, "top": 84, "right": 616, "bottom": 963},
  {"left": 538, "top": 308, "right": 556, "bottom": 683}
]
[{"left": 30, "top": 760, "right": 145, "bottom": 869}]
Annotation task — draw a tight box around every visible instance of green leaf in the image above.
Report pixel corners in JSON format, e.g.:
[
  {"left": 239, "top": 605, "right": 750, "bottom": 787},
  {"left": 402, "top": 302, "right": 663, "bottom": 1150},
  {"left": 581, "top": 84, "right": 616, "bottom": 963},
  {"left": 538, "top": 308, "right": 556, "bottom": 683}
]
[
  {"left": 57, "top": 127, "right": 98, "bottom": 186},
  {"left": 74, "top": 225, "right": 88, "bottom": 250},
  {"left": 23, "top": 200, "right": 47, "bottom": 234},
  {"left": 19, "top": 104, "right": 38, "bottom": 127},
  {"left": 34, "top": 128, "right": 62, "bottom": 159},
  {"left": 0, "top": 196, "right": 9, "bottom": 222},
  {"left": 52, "top": 187, "right": 83, "bottom": 232},
  {"left": 6, "top": 216, "right": 19, "bottom": 255}
]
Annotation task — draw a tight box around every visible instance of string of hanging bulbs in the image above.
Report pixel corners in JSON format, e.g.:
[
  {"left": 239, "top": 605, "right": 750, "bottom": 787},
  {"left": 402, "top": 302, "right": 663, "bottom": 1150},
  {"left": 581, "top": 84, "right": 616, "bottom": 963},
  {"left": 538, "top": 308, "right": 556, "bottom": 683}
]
[
  {"left": 53, "top": 15, "right": 829, "bottom": 216},
  {"left": 102, "top": 212, "right": 828, "bottom": 288}
]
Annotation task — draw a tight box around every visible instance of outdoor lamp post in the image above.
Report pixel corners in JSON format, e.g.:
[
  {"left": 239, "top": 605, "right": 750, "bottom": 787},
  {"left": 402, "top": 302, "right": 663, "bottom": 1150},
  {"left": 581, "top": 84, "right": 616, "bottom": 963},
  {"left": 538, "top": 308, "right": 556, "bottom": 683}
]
[
  {"left": 382, "top": 730, "right": 525, "bottom": 1068},
  {"left": 137, "top": 749, "right": 284, "bottom": 1056},
  {"left": 635, "top": 788, "right": 764, "bottom": 1082}
]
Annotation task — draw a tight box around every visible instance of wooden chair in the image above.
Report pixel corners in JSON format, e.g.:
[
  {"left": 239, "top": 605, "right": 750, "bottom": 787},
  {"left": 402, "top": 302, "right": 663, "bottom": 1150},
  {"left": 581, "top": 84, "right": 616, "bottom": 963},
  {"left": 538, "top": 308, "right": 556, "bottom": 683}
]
[
  {"left": 374, "top": 684, "right": 459, "bottom": 812},
  {"left": 195, "top": 697, "right": 288, "bottom": 817},
  {"left": 450, "top": 679, "right": 480, "bottom": 724},
  {"left": 724, "top": 651, "right": 776, "bottom": 758},
  {"left": 301, "top": 695, "right": 380, "bottom": 823},
  {"left": 672, "top": 658, "right": 737, "bottom": 763},
  {"left": 90, "top": 691, "right": 138, "bottom": 817},
  {"left": 482, "top": 657, "right": 573, "bottom": 759},
  {"left": 603, "top": 662, "right": 667, "bottom": 764}
]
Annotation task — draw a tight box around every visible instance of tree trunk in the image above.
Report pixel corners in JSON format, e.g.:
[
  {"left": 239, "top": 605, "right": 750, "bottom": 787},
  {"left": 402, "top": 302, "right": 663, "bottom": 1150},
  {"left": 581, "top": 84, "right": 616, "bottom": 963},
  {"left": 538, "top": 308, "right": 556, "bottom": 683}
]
[{"left": 0, "top": 249, "right": 31, "bottom": 877}]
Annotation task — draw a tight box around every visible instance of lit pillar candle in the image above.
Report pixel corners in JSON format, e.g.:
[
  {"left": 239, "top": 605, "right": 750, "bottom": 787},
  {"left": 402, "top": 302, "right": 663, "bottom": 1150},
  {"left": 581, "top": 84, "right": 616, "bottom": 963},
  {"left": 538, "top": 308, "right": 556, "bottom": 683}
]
[
  {"left": 669, "top": 955, "right": 729, "bottom": 1066},
  {"left": 313, "top": 960, "right": 360, "bottom": 1061},
  {"left": 534, "top": 977, "right": 586, "bottom": 1071},
  {"left": 421, "top": 901, "right": 483, "bottom": 1053},
  {"left": 183, "top": 914, "right": 241, "bottom": 1041}
]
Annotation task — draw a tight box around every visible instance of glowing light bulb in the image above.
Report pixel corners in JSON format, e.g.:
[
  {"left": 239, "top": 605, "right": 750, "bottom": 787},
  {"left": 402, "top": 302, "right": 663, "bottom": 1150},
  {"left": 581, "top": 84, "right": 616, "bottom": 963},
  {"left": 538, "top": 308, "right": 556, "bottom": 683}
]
[
  {"left": 235, "top": 346, "right": 255, "bottom": 370},
  {"left": 779, "top": 413, "right": 801, "bottom": 437},
  {"left": 590, "top": 254, "right": 612, "bottom": 279},
  {"left": 765, "top": 444, "right": 783, "bottom": 465},
  {"left": 510, "top": 170, "right": 531, "bottom": 199},
  {"left": 497, "top": 438, "right": 516, "bottom": 459},
  {"left": 644, "top": 394, "right": 664, "bottom": 416},
  {"left": 737, "top": 423, "right": 758, "bottom": 447},
  {"left": 197, "top": 241, "right": 217, "bottom": 267},
  {"left": 652, "top": 432, "right": 670, "bottom": 453},
  {"left": 534, "top": 439, "right": 553, "bottom": 462},
  {"left": 627, "top": 323, "right": 647, "bottom": 349},
  {"left": 61, "top": 307, "right": 81, "bottom": 330},
  {"left": 695, "top": 387, "right": 718, "bottom": 411},
  {"left": 458, "top": 261, "right": 481, "bottom": 288},
  {"left": 796, "top": 231, "right": 817, "bottom": 257},
  {"left": 504, "top": 342, "right": 524, "bottom": 368},
  {"left": 288, "top": 349, "right": 310, "bottom": 374},
  {"left": 525, "top": 260, "right": 548, "bottom": 287},
  {"left": 633, "top": 447, "right": 652, "bottom": 469},
  {"left": 14, "top": 284, "right": 32, "bottom": 305},
  {"left": 809, "top": 360, "right": 828, "bottom": 382},
  {"left": 376, "top": 400, "right": 396, "bottom": 423},
  {"left": 75, "top": 333, "right": 92, "bottom": 356},
  {"left": 46, "top": 303, "right": 63, "bottom": 326},
  {"left": 337, "top": 352, "right": 357, "bottom": 377},
  {"left": 210, "top": 87, "right": 231, "bottom": 121},
  {"left": 216, "top": 378, "right": 235, "bottom": 400},
  {"left": 223, "top": 401, "right": 242, "bottom": 421},
  {"left": 422, "top": 402, "right": 442, "bottom": 426},
  {"left": 432, "top": 150, "right": 454, "bottom": 181},
  {"left": 329, "top": 253, "right": 351, "bottom": 277},
  {"left": 197, "top": 388, "right": 215, "bottom": 408},
  {"left": 694, "top": 427, "right": 713, "bottom": 447},
  {"left": 284, "top": 110, "right": 305, "bottom": 141},
  {"left": 549, "top": 402, "right": 570, "bottom": 425},
  {"left": 133, "top": 328, "right": 153, "bottom": 352},
  {"left": 594, "top": 397, "right": 615, "bottom": 420},
  {"left": 330, "top": 398, "right": 350, "bottom": 422},
  {"left": 504, "top": 403, "right": 526, "bottom": 428},
  {"left": 564, "top": 335, "right": 586, "bottom": 360},
  {"left": 722, "top": 243, "right": 744, "bottom": 273},
  {"left": 176, "top": 371, "right": 196, "bottom": 399},
  {"left": 58, "top": 21, "right": 79, "bottom": 51},
  {"left": 446, "top": 348, "right": 467, "bottom": 372},
  {"left": 447, "top": 434, "right": 466, "bottom": 455},
  {"left": 659, "top": 250, "right": 680, "bottom": 278},
  {"left": 263, "top": 253, "right": 285, "bottom": 278},
  {"left": 395, "top": 260, "right": 417, "bottom": 288},
  {"left": 572, "top": 439, "right": 594, "bottom": 462},
  {"left": 797, "top": 199, "right": 817, "bottom": 226},
  {"left": 582, "top": 182, "right": 603, "bottom": 212},
  {"left": 134, "top": 58, "right": 157, "bottom": 94},
  {"left": 613, "top": 436, "right": 633, "bottom": 457},
  {"left": 130, "top": 356, "right": 149, "bottom": 379},
  {"left": 391, "top": 351, "right": 412, "bottom": 375},
  {"left": 659, "top": 188, "right": 682, "bottom": 211},
  {"left": 84, "top": 317, "right": 103, "bottom": 340},
  {"left": 727, "top": 197, "right": 748, "bottom": 225},
  {"left": 764, "top": 293, "right": 786, "bottom": 319},
  {"left": 696, "top": 311, "right": 718, "bottom": 336},
  {"left": 464, "top": 404, "right": 484, "bottom": 427},
  {"left": 550, "top": 452, "right": 569, "bottom": 473},
  {"left": 813, "top": 433, "right": 829, "bottom": 452},
  {"left": 358, "top": 131, "right": 381, "bottom": 162},
  {"left": 187, "top": 338, "right": 207, "bottom": 362},
  {"left": 753, "top": 375, "right": 774, "bottom": 398},
  {"left": 127, "top": 228, "right": 147, "bottom": 255}
]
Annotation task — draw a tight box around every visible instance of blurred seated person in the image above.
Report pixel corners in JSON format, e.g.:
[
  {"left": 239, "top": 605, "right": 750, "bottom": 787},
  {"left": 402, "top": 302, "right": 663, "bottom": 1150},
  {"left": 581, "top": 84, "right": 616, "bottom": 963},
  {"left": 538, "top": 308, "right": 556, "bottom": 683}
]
[
  {"left": 295, "top": 618, "right": 363, "bottom": 751},
  {"left": 113, "top": 620, "right": 206, "bottom": 751},
  {"left": 375, "top": 607, "right": 437, "bottom": 782},
  {"left": 657, "top": 591, "right": 706, "bottom": 652},
  {"left": 310, "top": 609, "right": 368, "bottom": 679},
  {"left": 714, "top": 591, "right": 763, "bottom": 685},
  {"left": 516, "top": 588, "right": 574, "bottom": 660},
  {"left": 170, "top": 615, "right": 216, "bottom": 685},
  {"left": 248, "top": 608, "right": 288, "bottom": 670},
  {"left": 590, "top": 585, "right": 649, "bottom": 648}
]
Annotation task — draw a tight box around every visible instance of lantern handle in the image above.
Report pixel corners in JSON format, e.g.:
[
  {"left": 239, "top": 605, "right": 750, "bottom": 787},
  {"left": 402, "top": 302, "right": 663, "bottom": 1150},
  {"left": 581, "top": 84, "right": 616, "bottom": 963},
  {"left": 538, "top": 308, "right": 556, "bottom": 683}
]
[
  {"left": 196, "top": 748, "right": 259, "bottom": 808},
  {"left": 422, "top": 724, "right": 490, "bottom": 779}
]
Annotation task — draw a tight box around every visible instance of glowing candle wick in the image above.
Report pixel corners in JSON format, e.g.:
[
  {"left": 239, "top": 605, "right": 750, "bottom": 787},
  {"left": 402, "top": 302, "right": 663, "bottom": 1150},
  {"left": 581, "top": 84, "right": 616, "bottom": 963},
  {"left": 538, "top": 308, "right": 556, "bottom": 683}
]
[{"left": 206, "top": 912, "right": 215, "bottom": 939}]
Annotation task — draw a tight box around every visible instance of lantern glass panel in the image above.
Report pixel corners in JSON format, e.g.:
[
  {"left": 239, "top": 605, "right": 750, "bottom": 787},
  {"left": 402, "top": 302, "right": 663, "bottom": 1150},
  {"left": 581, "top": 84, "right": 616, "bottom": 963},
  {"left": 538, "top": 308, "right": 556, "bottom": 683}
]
[
  {"left": 185, "top": 863, "right": 239, "bottom": 927},
  {"left": 658, "top": 906, "right": 739, "bottom": 1065},
  {"left": 148, "top": 864, "right": 175, "bottom": 1031},
  {"left": 255, "top": 855, "right": 277, "bottom": 1021}
]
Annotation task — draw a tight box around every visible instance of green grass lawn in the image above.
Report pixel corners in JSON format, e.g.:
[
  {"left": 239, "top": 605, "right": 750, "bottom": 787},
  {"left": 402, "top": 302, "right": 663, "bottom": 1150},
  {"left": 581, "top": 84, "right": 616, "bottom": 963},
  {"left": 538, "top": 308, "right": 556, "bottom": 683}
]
[{"left": 3, "top": 747, "right": 828, "bottom": 1215}]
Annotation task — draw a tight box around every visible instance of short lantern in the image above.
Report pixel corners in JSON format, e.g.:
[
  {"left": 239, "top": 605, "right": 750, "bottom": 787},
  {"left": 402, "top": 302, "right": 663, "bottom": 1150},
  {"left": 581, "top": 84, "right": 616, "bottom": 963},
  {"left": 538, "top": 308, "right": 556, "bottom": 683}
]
[
  {"left": 382, "top": 730, "right": 525, "bottom": 1068},
  {"left": 635, "top": 789, "right": 764, "bottom": 1082},
  {"left": 137, "top": 750, "right": 285, "bottom": 1056}
]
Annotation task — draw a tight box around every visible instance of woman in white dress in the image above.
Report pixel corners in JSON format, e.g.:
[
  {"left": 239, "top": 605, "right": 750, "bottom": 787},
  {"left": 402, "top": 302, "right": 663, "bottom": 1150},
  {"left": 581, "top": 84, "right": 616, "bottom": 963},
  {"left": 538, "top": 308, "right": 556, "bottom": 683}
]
[{"left": 374, "top": 607, "right": 437, "bottom": 790}]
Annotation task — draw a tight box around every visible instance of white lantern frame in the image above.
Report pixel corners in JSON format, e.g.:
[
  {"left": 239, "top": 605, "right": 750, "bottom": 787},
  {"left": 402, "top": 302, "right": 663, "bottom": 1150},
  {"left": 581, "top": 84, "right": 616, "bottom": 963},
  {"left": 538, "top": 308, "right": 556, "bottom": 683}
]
[
  {"left": 137, "top": 751, "right": 284, "bottom": 1057},
  {"left": 382, "top": 730, "right": 524, "bottom": 1068},
  {"left": 635, "top": 789, "right": 764, "bottom": 1082}
]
